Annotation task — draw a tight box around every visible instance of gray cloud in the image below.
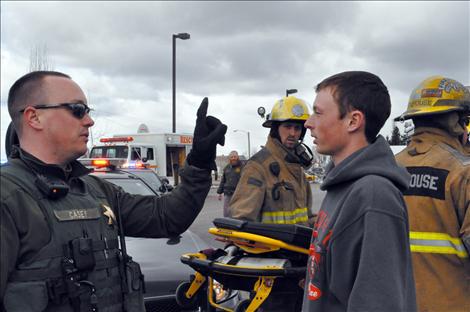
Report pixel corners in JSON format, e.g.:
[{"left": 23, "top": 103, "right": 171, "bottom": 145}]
[
  {"left": 352, "top": 2, "right": 469, "bottom": 92},
  {"left": 1, "top": 2, "right": 360, "bottom": 97},
  {"left": 1, "top": 1, "right": 469, "bottom": 161}
]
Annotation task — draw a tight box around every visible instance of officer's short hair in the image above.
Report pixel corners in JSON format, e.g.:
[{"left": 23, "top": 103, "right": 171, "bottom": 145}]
[
  {"left": 316, "top": 71, "right": 391, "bottom": 143},
  {"left": 229, "top": 151, "right": 239, "bottom": 158},
  {"left": 8, "top": 71, "right": 71, "bottom": 136}
]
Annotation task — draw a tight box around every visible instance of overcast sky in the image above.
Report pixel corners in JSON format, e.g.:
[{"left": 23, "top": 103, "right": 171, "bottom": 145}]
[{"left": 1, "top": 1, "right": 469, "bottom": 161}]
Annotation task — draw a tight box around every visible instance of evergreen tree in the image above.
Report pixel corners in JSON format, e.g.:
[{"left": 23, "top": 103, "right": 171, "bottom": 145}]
[{"left": 390, "top": 126, "right": 402, "bottom": 145}]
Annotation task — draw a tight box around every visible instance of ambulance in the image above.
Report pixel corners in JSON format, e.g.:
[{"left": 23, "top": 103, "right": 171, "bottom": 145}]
[{"left": 84, "top": 132, "right": 193, "bottom": 177}]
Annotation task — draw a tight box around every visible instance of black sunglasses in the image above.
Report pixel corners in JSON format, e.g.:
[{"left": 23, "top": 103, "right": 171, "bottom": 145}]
[{"left": 20, "top": 102, "right": 92, "bottom": 119}]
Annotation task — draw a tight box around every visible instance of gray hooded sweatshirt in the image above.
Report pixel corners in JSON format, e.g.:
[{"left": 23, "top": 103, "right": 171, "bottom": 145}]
[{"left": 302, "top": 136, "right": 417, "bottom": 312}]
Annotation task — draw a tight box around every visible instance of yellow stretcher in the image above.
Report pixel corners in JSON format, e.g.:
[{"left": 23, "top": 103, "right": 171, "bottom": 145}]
[{"left": 176, "top": 217, "right": 312, "bottom": 312}]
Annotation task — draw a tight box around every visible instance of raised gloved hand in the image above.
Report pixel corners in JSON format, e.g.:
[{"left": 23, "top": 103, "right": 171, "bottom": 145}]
[{"left": 186, "top": 97, "right": 227, "bottom": 170}]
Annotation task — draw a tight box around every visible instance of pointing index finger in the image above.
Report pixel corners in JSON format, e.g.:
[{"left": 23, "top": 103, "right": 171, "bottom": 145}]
[{"left": 197, "top": 97, "right": 209, "bottom": 120}]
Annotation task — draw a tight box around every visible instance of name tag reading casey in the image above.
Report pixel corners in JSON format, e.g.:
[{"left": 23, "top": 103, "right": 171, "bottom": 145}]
[{"left": 54, "top": 208, "right": 101, "bottom": 221}]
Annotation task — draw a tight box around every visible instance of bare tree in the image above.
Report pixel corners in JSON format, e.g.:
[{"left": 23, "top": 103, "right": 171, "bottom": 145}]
[{"left": 29, "top": 44, "right": 54, "bottom": 72}]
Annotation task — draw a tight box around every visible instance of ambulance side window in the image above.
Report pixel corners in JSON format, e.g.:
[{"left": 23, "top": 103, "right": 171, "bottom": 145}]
[
  {"left": 131, "top": 147, "right": 141, "bottom": 160},
  {"left": 147, "top": 148, "right": 154, "bottom": 160}
]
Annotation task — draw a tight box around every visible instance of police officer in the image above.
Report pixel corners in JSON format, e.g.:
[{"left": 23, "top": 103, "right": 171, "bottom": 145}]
[
  {"left": 0, "top": 71, "right": 227, "bottom": 311},
  {"left": 230, "top": 96, "right": 314, "bottom": 227},
  {"left": 394, "top": 76, "right": 470, "bottom": 312},
  {"left": 217, "top": 150, "right": 244, "bottom": 217}
]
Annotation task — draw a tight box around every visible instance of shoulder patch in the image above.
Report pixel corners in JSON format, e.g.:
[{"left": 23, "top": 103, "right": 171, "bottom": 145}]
[
  {"left": 250, "top": 148, "right": 271, "bottom": 164},
  {"left": 403, "top": 166, "right": 449, "bottom": 200},
  {"left": 247, "top": 177, "right": 263, "bottom": 187}
]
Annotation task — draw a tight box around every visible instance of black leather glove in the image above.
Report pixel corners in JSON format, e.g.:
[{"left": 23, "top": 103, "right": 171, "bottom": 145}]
[{"left": 186, "top": 98, "right": 227, "bottom": 170}]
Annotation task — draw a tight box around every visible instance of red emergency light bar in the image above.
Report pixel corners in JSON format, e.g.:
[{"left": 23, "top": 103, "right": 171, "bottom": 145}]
[
  {"left": 92, "top": 159, "right": 110, "bottom": 167},
  {"left": 100, "top": 136, "right": 134, "bottom": 143}
]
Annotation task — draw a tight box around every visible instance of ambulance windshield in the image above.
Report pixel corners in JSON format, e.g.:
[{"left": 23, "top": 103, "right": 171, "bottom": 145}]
[{"left": 90, "top": 146, "right": 129, "bottom": 158}]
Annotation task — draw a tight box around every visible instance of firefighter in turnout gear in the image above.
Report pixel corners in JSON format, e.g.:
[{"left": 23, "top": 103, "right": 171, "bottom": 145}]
[
  {"left": 0, "top": 71, "right": 227, "bottom": 311},
  {"left": 395, "top": 76, "right": 470, "bottom": 312},
  {"left": 230, "top": 95, "right": 314, "bottom": 226},
  {"left": 229, "top": 95, "right": 314, "bottom": 312}
]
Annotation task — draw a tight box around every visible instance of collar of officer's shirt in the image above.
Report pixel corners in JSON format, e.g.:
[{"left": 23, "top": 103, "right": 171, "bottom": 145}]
[{"left": 12, "top": 145, "right": 92, "bottom": 180}]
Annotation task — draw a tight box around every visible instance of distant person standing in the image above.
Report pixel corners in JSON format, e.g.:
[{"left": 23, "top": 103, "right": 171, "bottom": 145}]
[{"left": 217, "top": 150, "right": 243, "bottom": 217}]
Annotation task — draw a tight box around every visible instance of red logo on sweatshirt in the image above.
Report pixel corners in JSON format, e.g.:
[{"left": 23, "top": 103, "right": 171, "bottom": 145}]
[
  {"left": 308, "top": 282, "right": 322, "bottom": 300},
  {"left": 307, "top": 210, "right": 332, "bottom": 301}
]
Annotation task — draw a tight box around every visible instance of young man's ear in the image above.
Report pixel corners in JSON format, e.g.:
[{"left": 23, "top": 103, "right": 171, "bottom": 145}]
[{"left": 347, "top": 110, "right": 365, "bottom": 133}]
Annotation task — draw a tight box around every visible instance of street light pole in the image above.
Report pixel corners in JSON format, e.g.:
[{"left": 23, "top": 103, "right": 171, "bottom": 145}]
[
  {"left": 172, "top": 32, "right": 190, "bottom": 133},
  {"left": 247, "top": 131, "right": 251, "bottom": 158},
  {"left": 234, "top": 129, "right": 251, "bottom": 158}
]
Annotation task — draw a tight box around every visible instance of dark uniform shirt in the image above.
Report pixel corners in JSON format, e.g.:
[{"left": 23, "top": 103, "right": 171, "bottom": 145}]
[
  {"left": 0, "top": 147, "right": 212, "bottom": 301},
  {"left": 216, "top": 161, "right": 243, "bottom": 196}
]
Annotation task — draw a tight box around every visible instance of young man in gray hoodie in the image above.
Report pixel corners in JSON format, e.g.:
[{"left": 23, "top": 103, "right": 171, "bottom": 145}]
[{"left": 302, "top": 71, "right": 417, "bottom": 312}]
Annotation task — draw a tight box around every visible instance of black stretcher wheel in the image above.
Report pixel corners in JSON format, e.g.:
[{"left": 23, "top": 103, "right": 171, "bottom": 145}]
[{"left": 175, "top": 281, "right": 200, "bottom": 309}]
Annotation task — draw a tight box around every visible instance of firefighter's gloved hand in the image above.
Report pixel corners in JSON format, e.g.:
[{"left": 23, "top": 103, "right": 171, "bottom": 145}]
[{"left": 186, "top": 97, "right": 227, "bottom": 170}]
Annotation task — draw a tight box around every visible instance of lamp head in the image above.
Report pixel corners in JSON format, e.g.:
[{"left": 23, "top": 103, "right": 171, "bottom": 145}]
[{"left": 175, "top": 33, "right": 190, "bottom": 40}]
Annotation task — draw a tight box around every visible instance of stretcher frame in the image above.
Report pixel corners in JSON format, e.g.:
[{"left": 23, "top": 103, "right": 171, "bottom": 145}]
[{"left": 177, "top": 219, "right": 311, "bottom": 312}]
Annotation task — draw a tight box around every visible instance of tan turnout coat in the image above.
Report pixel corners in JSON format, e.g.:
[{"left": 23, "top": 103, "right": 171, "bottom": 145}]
[
  {"left": 396, "top": 127, "right": 470, "bottom": 312},
  {"left": 230, "top": 136, "right": 313, "bottom": 226}
]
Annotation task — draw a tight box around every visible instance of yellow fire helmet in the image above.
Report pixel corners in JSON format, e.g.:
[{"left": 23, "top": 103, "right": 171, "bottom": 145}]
[
  {"left": 394, "top": 76, "right": 470, "bottom": 121},
  {"left": 262, "top": 96, "right": 310, "bottom": 128}
]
